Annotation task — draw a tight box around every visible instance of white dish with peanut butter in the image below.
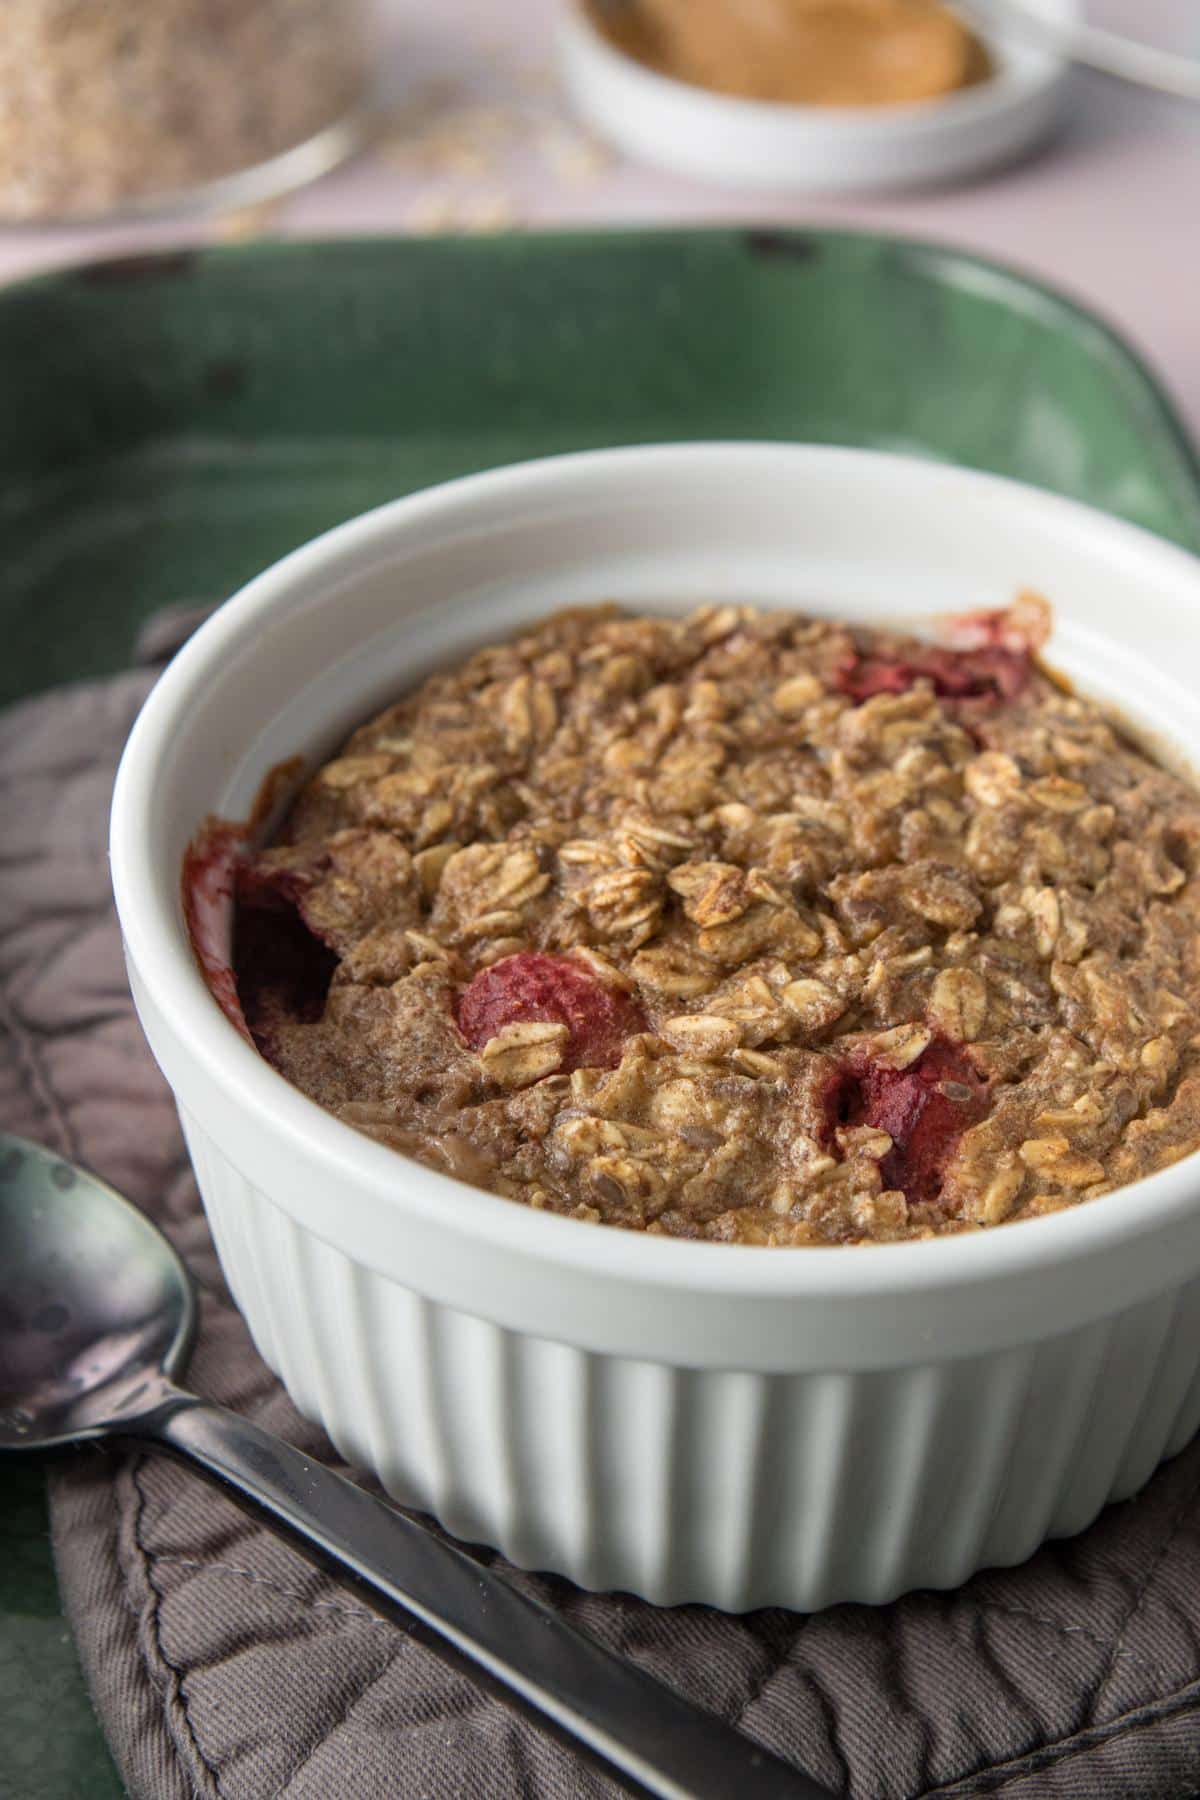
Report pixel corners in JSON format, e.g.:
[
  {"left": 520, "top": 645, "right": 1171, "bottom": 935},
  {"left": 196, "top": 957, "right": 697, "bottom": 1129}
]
[{"left": 557, "top": 0, "right": 1079, "bottom": 192}]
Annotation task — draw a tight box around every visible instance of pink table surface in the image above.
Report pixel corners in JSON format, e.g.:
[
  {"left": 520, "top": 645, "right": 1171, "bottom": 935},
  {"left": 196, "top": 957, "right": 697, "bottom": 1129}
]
[{"left": 4, "top": 0, "right": 1198, "bottom": 440}]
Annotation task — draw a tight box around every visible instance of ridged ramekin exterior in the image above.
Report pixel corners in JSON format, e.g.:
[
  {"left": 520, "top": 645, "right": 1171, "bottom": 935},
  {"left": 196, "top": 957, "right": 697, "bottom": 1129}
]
[
  {"left": 110, "top": 447, "right": 1200, "bottom": 1613},
  {"left": 182, "top": 1107, "right": 1200, "bottom": 1612}
]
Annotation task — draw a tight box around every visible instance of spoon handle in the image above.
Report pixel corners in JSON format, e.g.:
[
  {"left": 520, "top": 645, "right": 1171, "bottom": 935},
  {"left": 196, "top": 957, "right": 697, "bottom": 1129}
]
[{"left": 137, "top": 1388, "right": 831, "bottom": 1800}]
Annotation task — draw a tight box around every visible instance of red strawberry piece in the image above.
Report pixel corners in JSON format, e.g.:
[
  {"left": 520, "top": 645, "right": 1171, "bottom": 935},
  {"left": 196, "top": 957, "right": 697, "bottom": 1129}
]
[
  {"left": 822, "top": 1035, "right": 989, "bottom": 1208},
  {"left": 183, "top": 821, "right": 252, "bottom": 1042},
  {"left": 456, "top": 952, "right": 646, "bottom": 1072},
  {"left": 833, "top": 644, "right": 1031, "bottom": 708}
]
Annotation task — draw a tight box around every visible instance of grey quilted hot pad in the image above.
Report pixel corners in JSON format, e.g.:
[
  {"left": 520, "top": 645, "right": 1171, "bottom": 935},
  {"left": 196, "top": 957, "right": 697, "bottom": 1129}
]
[{"left": 5, "top": 612, "right": 1200, "bottom": 1799}]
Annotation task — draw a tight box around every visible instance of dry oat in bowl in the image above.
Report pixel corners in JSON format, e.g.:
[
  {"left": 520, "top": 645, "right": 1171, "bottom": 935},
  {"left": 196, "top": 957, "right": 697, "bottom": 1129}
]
[
  {"left": 189, "top": 596, "right": 1200, "bottom": 1245},
  {"left": 0, "top": 0, "right": 370, "bottom": 223}
]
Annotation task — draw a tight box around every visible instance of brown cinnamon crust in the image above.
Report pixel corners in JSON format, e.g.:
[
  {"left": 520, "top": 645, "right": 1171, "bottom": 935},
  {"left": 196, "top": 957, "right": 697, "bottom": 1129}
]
[{"left": 220, "top": 597, "right": 1200, "bottom": 1244}]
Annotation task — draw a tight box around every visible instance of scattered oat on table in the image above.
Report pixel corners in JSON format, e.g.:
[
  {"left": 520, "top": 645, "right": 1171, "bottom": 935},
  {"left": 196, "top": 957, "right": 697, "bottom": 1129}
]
[{"left": 382, "top": 72, "right": 615, "bottom": 236}]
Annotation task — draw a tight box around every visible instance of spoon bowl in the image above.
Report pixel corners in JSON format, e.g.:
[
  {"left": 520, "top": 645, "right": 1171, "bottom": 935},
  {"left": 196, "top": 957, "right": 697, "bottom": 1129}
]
[
  {"left": 0, "top": 1136, "right": 194, "bottom": 1450},
  {"left": 0, "top": 1129, "right": 824, "bottom": 1800}
]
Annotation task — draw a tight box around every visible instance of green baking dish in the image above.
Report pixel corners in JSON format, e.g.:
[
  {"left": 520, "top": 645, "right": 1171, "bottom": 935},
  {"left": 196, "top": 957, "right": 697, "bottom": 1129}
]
[{"left": 4, "top": 228, "right": 1200, "bottom": 708}]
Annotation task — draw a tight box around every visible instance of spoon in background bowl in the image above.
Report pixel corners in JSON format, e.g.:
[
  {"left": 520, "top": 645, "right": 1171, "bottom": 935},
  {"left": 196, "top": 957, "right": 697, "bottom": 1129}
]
[{"left": 0, "top": 1131, "right": 832, "bottom": 1800}]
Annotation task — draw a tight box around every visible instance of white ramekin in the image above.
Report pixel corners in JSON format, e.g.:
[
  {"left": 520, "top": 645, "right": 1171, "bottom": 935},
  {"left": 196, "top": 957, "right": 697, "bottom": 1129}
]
[
  {"left": 111, "top": 444, "right": 1200, "bottom": 1611},
  {"left": 555, "top": 0, "right": 1077, "bottom": 193}
]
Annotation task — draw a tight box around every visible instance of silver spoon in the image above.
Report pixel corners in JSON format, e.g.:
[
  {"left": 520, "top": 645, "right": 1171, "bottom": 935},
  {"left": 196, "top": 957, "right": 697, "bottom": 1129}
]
[
  {"left": 0, "top": 1132, "right": 830, "bottom": 1800},
  {"left": 967, "top": 1, "right": 1200, "bottom": 106}
]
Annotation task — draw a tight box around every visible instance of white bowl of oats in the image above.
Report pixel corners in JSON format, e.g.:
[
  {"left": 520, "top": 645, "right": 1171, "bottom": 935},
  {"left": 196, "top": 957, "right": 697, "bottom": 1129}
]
[{"left": 112, "top": 443, "right": 1200, "bottom": 1610}]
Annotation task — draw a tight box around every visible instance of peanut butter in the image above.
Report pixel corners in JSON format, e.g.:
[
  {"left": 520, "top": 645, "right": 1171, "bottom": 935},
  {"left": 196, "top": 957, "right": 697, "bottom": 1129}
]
[{"left": 590, "top": 0, "right": 991, "bottom": 108}]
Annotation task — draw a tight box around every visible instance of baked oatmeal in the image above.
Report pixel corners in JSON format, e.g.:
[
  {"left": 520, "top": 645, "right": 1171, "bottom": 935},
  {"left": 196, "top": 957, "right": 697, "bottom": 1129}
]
[{"left": 207, "top": 598, "right": 1200, "bottom": 1244}]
